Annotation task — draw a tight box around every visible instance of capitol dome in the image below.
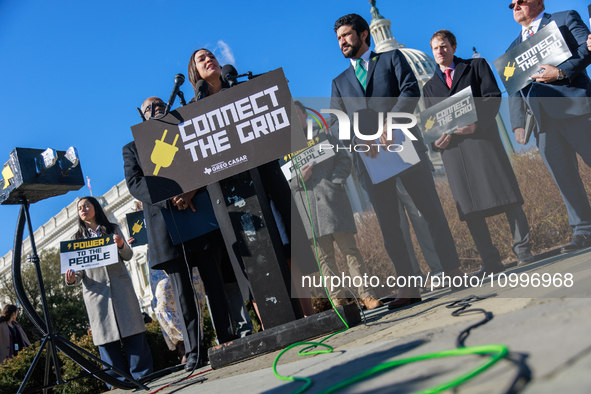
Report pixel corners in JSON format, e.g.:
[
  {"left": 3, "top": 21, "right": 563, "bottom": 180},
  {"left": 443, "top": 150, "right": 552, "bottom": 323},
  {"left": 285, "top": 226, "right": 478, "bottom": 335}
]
[
  {"left": 368, "top": 0, "right": 437, "bottom": 92},
  {"left": 368, "top": 0, "right": 442, "bottom": 169}
]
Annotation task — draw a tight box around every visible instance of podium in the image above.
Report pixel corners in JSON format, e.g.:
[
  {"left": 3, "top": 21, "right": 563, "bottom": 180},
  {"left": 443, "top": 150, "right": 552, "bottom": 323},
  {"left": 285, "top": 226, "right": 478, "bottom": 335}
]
[
  {"left": 206, "top": 164, "right": 361, "bottom": 368},
  {"left": 130, "top": 69, "right": 361, "bottom": 369}
]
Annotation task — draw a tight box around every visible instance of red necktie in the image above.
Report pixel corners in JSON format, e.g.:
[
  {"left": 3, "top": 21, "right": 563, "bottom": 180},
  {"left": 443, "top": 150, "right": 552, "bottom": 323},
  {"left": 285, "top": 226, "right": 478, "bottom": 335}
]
[
  {"left": 444, "top": 68, "right": 453, "bottom": 89},
  {"left": 443, "top": 68, "right": 453, "bottom": 89}
]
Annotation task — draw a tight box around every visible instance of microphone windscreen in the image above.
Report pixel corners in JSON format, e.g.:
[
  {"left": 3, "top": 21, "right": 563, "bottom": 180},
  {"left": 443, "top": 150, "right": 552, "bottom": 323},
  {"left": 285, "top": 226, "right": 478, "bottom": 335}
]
[
  {"left": 196, "top": 79, "right": 209, "bottom": 94},
  {"left": 175, "top": 73, "right": 185, "bottom": 86},
  {"left": 221, "top": 64, "right": 238, "bottom": 82}
]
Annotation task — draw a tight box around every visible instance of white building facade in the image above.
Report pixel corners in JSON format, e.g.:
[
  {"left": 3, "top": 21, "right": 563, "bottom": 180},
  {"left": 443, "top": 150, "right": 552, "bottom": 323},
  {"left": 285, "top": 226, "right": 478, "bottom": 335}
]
[{"left": 0, "top": 180, "right": 152, "bottom": 313}]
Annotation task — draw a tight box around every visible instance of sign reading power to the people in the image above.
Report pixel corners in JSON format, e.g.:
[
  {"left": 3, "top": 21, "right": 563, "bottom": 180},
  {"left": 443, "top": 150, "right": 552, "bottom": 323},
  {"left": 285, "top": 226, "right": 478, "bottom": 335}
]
[
  {"left": 59, "top": 235, "right": 119, "bottom": 273},
  {"left": 131, "top": 68, "right": 306, "bottom": 203}
]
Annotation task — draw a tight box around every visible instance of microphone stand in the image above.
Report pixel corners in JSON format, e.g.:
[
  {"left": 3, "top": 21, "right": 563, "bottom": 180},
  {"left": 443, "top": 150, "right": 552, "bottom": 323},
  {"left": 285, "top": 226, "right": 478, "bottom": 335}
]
[
  {"left": 149, "top": 74, "right": 186, "bottom": 120},
  {"left": 12, "top": 201, "right": 149, "bottom": 393}
]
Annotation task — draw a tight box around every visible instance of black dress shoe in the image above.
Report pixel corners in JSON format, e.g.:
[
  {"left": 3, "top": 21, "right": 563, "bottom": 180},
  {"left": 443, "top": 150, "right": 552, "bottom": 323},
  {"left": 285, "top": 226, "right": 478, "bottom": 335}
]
[
  {"left": 184, "top": 353, "right": 202, "bottom": 372},
  {"left": 561, "top": 235, "right": 591, "bottom": 254},
  {"left": 471, "top": 260, "right": 505, "bottom": 278},
  {"left": 517, "top": 252, "right": 535, "bottom": 267},
  {"left": 387, "top": 297, "right": 421, "bottom": 310}
]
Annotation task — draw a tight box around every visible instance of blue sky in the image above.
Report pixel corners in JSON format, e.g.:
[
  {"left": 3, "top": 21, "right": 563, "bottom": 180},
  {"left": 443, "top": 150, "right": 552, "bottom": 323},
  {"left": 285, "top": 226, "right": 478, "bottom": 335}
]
[{"left": 1, "top": 0, "right": 590, "bottom": 256}]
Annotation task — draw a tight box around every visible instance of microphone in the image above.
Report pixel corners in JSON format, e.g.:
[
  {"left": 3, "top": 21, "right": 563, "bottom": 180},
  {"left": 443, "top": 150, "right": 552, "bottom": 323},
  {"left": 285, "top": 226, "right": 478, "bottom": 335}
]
[
  {"left": 222, "top": 64, "right": 239, "bottom": 87},
  {"left": 164, "top": 73, "right": 185, "bottom": 114},
  {"left": 195, "top": 80, "right": 209, "bottom": 101}
]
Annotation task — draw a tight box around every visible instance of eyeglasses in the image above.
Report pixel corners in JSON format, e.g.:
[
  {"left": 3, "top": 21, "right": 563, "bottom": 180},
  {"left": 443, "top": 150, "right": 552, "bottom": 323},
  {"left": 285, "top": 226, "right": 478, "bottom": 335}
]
[
  {"left": 509, "top": 0, "right": 528, "bottom": 10},
  {"left": 142, "top": 102, "right": 165, "bottom": 116}
]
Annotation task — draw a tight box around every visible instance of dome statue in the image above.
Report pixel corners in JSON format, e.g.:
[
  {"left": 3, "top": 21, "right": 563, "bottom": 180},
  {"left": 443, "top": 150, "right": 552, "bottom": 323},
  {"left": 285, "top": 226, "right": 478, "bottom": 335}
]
[{"left": 368, "top": 0, "right": 442, "bottom": 169}]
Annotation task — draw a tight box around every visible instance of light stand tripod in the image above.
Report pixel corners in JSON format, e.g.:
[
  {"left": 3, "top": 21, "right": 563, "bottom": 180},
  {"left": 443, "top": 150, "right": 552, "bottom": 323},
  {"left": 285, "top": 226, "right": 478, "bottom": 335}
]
[{"left": 1, "top": 147, "right": 148, "bottom": 393}]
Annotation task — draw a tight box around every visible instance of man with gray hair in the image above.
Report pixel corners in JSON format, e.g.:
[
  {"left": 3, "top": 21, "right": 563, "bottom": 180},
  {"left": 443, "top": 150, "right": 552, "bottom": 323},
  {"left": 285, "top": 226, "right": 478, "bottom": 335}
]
[{"left": 507, "top": 1, "right": 591, "bottom": 253}]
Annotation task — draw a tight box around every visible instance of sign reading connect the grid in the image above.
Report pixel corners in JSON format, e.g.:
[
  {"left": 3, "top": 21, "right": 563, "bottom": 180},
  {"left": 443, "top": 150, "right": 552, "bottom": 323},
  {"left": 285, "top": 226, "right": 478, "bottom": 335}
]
[
  {"left": 494, "top": 21, "right": 571, "bottom": 95},
  {"left": 131, "top": 68, "right": 306, "bottom": 203}
]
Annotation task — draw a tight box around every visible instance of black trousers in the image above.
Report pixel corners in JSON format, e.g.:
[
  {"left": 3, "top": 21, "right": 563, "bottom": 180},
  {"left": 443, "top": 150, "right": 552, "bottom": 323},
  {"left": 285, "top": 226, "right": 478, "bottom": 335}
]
[
  {"left": 162, "top": 244, "right": 237, "bottom": 355},
  {"left": 359, "top": 151, "right": 461, "bottom": 278}
]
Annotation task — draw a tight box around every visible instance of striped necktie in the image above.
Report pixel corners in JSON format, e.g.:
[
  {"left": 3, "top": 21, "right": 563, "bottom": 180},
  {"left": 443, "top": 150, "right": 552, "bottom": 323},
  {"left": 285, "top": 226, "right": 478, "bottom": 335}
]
[
  {"left": 444, "top": 68, "right": 453, "bottom": 89},
  {"left": 355, "top": 59, "right": 367, "bottom": 91}
]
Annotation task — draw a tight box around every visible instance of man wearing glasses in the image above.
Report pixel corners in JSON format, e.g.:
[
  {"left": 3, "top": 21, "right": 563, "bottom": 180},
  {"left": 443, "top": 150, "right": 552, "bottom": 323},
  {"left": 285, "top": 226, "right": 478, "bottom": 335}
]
[{"left": 507, "top": 0, "right": 591, "bottom": 253}]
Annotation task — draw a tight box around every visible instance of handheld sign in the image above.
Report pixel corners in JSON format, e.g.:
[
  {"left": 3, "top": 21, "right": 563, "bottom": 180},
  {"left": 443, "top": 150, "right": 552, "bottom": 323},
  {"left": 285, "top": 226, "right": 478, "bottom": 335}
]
[
  {"left": 125, "top": 211, "right": 148, "bottom": 247},
  {"left": 60, "top": 235, "right": 119, "bottom": 273},
  {"left": 494, "top": 21, "right": 572, "bottom": 95},
  {"left": 279, "top": 133, "right": 335, "bottom": 180},
  {"left": 131, "top": 68, "right": 307, "bottom": 204},
  {"left": 420, "top": 86, "right": 478, "bottom": 144}
]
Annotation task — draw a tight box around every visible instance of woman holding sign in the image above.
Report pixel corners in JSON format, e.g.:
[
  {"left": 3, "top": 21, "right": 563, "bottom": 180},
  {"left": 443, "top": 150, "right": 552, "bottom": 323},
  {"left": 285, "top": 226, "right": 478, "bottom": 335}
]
[{"left": 65, "top": 197, "right": 153, "bottom": 388}]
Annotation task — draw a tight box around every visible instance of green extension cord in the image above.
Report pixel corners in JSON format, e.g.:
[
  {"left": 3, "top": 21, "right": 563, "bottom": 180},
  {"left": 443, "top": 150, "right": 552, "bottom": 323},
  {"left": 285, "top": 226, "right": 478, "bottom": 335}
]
[
  {"left": 272, "top": 139, "right": 350, "bottom": 393},
  {"left": 272, "top": 124, "right": 511, "bottom": 393}
]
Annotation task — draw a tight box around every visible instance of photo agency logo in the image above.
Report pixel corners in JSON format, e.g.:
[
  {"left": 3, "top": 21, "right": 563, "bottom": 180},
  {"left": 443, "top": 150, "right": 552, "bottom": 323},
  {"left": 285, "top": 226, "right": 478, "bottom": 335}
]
[{"left": 302, "top": 107, "right": 417, "bottom": 153}]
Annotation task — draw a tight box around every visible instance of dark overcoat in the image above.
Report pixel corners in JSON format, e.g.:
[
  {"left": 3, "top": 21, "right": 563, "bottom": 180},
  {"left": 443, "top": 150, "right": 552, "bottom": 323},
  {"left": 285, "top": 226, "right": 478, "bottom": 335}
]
[
  {"left": 423, "top": 56, "right": 524, "bottom": 220},
  {"left": 123, "top": 141, "right": 181, "bottom": 269}
]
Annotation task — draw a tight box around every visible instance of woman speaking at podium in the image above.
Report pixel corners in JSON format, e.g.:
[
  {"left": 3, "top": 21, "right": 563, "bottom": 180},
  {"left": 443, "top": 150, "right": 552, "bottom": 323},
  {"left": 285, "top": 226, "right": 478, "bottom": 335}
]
[
  {"left": 187, "top": 49, "right": 316, "bottom": 319},
  {"left": 188, "top": 48, "right": 226, "bottom": 97}
]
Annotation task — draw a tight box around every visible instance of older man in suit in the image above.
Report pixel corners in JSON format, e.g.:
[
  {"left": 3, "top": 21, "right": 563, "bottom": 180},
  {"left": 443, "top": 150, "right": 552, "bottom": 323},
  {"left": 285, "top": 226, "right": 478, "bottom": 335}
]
[
  {"left": 330, "top": 14, "right": 465, "bottom": 308},
  {"left": 123, "top": 96, "right": 237, "bottom": 371},
  {"left": 424, "top": 30, "right": 534, "bottom": 277},
  {"left": 507, "top": 0, "right": 591, "bottom": 253}
]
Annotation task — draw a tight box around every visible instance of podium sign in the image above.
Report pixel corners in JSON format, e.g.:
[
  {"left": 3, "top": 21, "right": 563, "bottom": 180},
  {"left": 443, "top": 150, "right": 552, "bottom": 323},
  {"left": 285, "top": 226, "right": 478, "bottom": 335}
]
[
  {"left": 131, "top": 68, "right": 305, "bottom": 203},
  {"left": 494, "top": 21, "right": 571, "bottom": 96},
  {"left": 420, "top": 86, "right": 478, "bottom": 144}
]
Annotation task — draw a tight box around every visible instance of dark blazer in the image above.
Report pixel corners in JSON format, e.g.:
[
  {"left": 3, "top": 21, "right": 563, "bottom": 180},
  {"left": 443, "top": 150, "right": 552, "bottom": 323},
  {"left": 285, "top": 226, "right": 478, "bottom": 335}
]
[
  {"left": 123, "top": 141, "right": 180, "bottom": 269},
  {"left": 508, "top": 10, "right": 591, "bottom": 129},
  {"left": 330, "top": 49, "right": 425, "bottom": 178},
  {"left": 424, "top": 57, "right": 524, "bottom": 220},
  {"left": 330, "top": 48, "right": 462, "bottom": 276}
]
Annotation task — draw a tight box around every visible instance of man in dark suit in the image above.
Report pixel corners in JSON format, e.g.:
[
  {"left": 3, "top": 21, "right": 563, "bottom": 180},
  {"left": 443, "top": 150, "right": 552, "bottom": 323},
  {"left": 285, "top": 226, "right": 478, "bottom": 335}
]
[
  {"left": 123, "top": 96, "right": 237, "bottom": 371},
  {"left": 507, "top": 0, "right": 591, "bottom": 253},
  {"left": 424, "top": 30, "right": 534, "bottom": 276},
  {"left": 330, "top": 14, "right": 465, "bottom": 308}
]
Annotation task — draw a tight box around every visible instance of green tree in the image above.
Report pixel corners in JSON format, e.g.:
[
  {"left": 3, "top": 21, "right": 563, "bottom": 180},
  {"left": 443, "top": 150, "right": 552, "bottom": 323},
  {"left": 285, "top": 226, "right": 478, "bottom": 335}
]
[{"left": 0, "top": 248, "right": 87, "bottom": 341}]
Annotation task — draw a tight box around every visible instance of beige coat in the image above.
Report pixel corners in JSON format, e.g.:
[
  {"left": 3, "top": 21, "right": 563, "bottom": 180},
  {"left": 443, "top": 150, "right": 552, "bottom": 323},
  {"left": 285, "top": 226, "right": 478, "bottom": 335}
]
[
  {"left": 67, "top": 225, "right": 145, "bottom": 346},
  {"left": 0, "top": 321, "right": 30, "bottom": 363}
]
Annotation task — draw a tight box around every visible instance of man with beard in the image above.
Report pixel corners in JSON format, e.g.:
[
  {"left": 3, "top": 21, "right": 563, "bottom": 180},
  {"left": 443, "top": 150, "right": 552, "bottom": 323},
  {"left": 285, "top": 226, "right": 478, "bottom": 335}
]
[{"left": 329, "top": 14, "right": 465, "bottom": 308}]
